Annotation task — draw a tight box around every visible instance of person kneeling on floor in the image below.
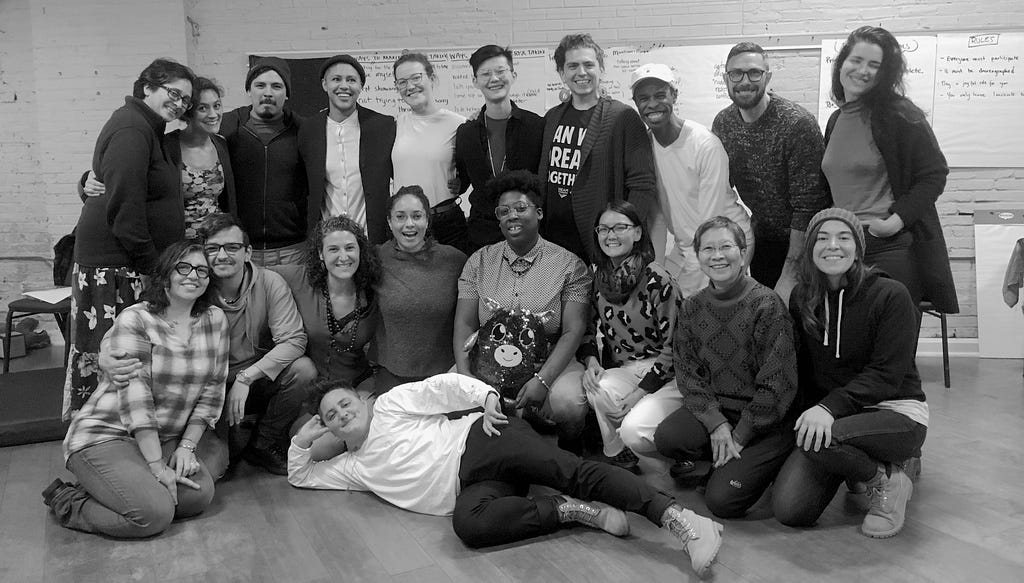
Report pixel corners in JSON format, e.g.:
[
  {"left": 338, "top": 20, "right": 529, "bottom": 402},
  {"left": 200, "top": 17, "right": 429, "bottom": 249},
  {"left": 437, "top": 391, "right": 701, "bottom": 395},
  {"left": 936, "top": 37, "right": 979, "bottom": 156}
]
[{"left": 289, "top": 373, "right": 723, "bottom": 578}]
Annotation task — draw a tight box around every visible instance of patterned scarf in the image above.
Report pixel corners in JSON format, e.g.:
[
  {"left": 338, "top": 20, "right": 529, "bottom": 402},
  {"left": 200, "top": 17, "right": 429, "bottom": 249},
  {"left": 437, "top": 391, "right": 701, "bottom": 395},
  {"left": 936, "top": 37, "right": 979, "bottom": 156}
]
[{"left": 595, "top": 254, "right": 646, "bottom": 304}]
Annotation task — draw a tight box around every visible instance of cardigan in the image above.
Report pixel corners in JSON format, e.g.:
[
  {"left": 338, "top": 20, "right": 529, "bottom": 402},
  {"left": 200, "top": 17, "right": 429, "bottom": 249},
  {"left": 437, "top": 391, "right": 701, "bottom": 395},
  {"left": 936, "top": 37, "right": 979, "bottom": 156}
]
[
  {"left": 538, "top": 97, "right": 657, "bottom": 263},
  {"left": 76, "top": 97, "right": 184, "bottom": 274},
  {"left": 299, "top": 105, "right": 396, "bottom": 244},
  {"left": 163, "top": 129, "right": 238, "bottom": 218},
  {"left": 824, "top": 98, "right": 959, "bottom": 313}
]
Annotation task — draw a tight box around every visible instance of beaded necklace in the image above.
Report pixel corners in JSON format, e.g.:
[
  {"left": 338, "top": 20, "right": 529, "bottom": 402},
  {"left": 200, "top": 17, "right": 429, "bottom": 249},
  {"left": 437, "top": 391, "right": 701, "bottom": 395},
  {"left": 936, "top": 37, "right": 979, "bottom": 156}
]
[{"left": 321, "top": 285, "right": 364, "bottom": 355}]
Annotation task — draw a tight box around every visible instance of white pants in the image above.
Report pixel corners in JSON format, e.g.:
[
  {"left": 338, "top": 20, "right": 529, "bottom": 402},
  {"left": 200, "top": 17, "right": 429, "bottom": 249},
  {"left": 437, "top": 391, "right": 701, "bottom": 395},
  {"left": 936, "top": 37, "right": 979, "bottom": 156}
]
[
  {"left": 585, "top": 359, "right": 673, "bottom": 456},
  {"left": 619, "top": 381, "right": 685, "bottom": 457}
]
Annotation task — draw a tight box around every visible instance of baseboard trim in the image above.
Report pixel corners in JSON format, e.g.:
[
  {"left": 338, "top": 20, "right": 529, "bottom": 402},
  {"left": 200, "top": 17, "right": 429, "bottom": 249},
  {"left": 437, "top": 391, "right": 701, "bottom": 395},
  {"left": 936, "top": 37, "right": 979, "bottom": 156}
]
[{"left": 917, "top": 337, "right": 978, "bottom": 358}]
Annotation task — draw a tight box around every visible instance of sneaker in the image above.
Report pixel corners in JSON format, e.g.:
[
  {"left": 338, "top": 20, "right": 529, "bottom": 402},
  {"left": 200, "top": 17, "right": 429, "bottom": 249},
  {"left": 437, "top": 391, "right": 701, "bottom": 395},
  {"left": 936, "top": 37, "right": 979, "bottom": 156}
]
[
  {"left": 669, "top": 460, "right": 696, "bottom": 479},
  {"left": 862, "top": 466, "right": 913, "bottom": 538},
  {"left": 556, "top": 496, "right": 630, "bottom": 536},
  {"left": 661, "top": 505, "right": 723, "bottom": 578},
  {"left": 41, "top": 478, "right": 70, "bottom": 508},
  {"left": 609, "top": 448, "right": 640, "bottom": 474},
  {"left": 243, "top": 444, "right": 289, "bottom": 476}
]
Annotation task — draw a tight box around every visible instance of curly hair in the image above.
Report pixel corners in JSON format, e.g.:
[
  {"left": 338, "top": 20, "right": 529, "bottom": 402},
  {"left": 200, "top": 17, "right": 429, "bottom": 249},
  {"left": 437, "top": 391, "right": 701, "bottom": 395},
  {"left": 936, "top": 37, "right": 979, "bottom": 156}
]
[
  {"left": 485, "top": 169, "right": 543, "bottom": 207},
  {"left": 181, "top": 77, "right": 223, "bottom": 121},
  {"left": 306, "top": 216, "right": 381, "bottom": 294},
  {"left": 141, "top": 239, "right": 219, "bottom": 317},
  {"left": 830, "top": 26, "right": 907, "bottom": 109}
]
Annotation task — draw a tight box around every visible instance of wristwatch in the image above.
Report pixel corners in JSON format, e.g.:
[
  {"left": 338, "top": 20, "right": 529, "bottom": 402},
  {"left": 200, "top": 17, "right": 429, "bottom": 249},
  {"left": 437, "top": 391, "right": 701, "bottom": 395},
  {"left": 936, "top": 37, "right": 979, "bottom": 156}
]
[{"left": 235, "top": 370, "right": 254, "bottom": 386}]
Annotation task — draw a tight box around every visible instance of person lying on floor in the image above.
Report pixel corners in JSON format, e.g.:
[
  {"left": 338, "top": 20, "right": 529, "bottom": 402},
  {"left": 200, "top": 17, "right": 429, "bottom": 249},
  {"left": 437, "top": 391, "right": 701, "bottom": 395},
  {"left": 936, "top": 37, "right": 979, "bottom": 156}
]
[{"left": 288, "top": 373, "right": 723, "bottom": 578}]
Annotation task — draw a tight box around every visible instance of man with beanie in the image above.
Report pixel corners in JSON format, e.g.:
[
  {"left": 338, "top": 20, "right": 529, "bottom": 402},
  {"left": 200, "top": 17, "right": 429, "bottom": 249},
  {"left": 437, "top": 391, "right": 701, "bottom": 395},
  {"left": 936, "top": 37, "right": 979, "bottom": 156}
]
[
  {"left": 220, "top": 56, "right": 309, "bottom": 266},
  {"left": 298, "top": 54, "right": 396, "bottom": 245}
]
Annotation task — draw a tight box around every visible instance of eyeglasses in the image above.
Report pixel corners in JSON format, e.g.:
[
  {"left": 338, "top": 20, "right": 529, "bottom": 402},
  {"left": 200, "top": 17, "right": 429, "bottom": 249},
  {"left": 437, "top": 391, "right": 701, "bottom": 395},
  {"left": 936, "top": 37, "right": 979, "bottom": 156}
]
[
  {"left": 395, "top": 73, "right": 426, "bottom": 90},
  {"left": 495, "top": 202, "right": 537, "bottom": 219},
  {"left": 203, "top": 243, "right": 246, "bottom": 256},
  {"left": 160, "top": 85, "right": 193, "bottom": 108},
  {"left": 477, "top": 67, "right": 511, "bottom": 80},
  {"left": 725, "top": 69, "right": 765, "bottom": 83},
  {"left": 594, "top": 223, "right": 636, "bottom": 237},
  {"left": 173, "top": 262, "right": 211, "bottom": 278},
  {"left": 698, "top": 243, "right": 740, "bottom": 256}
]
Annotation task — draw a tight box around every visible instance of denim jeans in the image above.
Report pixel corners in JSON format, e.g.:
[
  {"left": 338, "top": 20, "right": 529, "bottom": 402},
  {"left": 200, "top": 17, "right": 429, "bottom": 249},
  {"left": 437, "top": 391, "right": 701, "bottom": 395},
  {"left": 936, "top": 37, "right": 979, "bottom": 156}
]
[
  {"left": 452, "top": 417, "right": 676, "bottom": 548},
  {"left": 771, "top": 409, "right": 927, "bottom": 527},
  {"left": 652, "top": 406, "right": 794, "bottom": 518},
  {"left": 55, "top": 436, "right": 218, "bottom": 538}
]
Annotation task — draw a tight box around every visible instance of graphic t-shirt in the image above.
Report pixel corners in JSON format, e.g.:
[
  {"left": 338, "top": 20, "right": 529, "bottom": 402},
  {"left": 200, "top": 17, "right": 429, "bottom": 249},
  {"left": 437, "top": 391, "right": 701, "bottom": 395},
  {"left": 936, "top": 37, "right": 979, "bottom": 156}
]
[{"left": 544, "top": 105, "right": 593, "bottom": 260}]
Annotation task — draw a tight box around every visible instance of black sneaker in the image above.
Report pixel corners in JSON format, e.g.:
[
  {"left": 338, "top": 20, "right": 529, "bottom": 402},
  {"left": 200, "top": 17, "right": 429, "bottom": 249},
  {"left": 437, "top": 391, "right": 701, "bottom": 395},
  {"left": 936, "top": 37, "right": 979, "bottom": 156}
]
[
  {"left": 243, "top": 445, "right": 288, "bottom": 476},
  {"left": 609, "top": 448, "right": 641, "bottom": 474}
]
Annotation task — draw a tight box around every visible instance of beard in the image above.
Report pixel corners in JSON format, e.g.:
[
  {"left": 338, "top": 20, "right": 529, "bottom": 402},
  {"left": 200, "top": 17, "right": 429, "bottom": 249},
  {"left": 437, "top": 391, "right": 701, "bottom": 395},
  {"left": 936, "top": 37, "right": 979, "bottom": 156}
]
[{"left": 728, "top": 83, "right": 767, "bottom": 110}]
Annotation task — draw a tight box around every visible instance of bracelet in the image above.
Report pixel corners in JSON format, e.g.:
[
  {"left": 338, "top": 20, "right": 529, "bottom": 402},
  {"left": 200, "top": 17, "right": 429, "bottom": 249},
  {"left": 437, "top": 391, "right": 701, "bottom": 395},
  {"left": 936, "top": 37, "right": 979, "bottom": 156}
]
[
  {"left": 178, "top": 439, "right": 197, "bottom": 453},
  {"left": 532, "top": 372, "right": 551, "bottom": 392}
]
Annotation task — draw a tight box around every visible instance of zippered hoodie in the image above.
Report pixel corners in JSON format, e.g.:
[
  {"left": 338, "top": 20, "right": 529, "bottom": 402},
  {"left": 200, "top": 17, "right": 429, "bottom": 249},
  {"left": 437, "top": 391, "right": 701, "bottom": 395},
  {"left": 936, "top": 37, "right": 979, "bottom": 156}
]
[
  {"left": 220, "top": 105, "right": 307, "bottom": 249},
  {"left": 790, "top": 271, "right": 925, "bottom": 419}
]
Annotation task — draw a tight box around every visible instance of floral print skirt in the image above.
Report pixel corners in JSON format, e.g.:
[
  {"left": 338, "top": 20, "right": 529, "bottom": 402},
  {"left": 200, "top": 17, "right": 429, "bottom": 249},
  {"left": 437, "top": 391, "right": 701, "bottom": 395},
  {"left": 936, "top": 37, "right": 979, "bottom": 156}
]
[{"left": 62, "top": 264, "right": 143, "bottom": 419}]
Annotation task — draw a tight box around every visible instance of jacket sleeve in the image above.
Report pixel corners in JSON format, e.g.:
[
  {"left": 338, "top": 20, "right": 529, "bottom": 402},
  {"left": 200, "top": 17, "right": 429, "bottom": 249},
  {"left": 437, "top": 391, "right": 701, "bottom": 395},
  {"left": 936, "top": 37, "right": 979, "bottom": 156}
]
[
  {"left": 884, "top": 108, "right": 949, "bottom": 228},
  {"left": 818, "top": 284, "right": 920, "bottom": 417},
  {"left": 251, "top": 269, "right": 308, "bottom": 381},
  {"left": 617, "top": 108, "right": 658, "bottom": 221},
  {"left": 785, "top": 113, "right": 828, "bottom": 232},
  {"left": 101, "top": 128, "right": 161, "bottom": 274},
  {"left": 733, "top": 294, "right": 799, "bottom": 446}
]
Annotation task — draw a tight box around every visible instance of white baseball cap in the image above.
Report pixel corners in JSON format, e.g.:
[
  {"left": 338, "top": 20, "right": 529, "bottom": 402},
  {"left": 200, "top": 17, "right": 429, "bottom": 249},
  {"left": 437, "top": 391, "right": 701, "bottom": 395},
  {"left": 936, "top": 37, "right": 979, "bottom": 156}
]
[{"left": 630, "top": 63, "right": 676, "bottom": 90}]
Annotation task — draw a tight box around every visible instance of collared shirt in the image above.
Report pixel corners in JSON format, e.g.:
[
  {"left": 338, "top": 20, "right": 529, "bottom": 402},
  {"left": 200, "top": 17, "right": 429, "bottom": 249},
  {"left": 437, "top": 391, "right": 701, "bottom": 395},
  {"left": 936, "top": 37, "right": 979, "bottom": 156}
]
[
  {"left": 287, "top": 373, "right": 498, "bottom": 517},
  {"left": 458, "top": 237, "right": 592, "bottom": 337},
  {"left": 324, "top": 114, "right": 365, "bottom": 228},
  {"left": 64, "top": 303, "right": 228, "bottom": 459}
]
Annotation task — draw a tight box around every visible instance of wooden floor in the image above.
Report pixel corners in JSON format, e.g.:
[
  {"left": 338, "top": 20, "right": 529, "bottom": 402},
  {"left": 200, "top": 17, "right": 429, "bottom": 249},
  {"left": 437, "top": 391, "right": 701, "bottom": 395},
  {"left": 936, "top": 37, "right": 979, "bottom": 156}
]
[{"left": 1, "top": 356, "right": 1022, "bottom": 583}]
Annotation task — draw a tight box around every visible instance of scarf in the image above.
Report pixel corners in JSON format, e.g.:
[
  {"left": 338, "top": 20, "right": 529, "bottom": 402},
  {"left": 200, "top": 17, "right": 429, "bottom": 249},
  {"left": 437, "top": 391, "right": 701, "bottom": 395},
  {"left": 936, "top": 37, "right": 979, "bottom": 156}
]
[{"left": 595, "top": 254, "right": 647, "bottom": 304}]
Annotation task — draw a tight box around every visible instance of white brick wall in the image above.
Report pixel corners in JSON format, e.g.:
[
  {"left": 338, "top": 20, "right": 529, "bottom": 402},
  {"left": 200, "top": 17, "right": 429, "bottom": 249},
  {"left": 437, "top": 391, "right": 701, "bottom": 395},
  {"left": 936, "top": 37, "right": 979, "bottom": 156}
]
[{"left": 2, "top": 0, "right": 1021, "bottom": 341}]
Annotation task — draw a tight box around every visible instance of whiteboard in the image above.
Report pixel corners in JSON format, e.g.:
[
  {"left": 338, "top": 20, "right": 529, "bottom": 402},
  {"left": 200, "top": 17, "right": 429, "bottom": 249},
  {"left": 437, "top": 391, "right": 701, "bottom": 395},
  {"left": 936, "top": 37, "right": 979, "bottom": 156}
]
[
  {"left": 816, "top": 36, "right": 937, "bottom": 131},
  {"left": 932, "top": 33, "right": 1024, "bottom": 168}
]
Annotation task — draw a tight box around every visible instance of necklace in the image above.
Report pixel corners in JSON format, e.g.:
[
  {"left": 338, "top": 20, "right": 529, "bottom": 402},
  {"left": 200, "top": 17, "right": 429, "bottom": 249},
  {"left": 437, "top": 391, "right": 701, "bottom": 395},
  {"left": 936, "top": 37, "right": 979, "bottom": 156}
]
[
  {"left": 221, "top": 275, "right": 245, "bottom": 305},
  {"left": 484, "top": 114, "right": 508, "bottom": 177},
  {"left": 322, "top": 285, "right": 363, "bottom": 355}
]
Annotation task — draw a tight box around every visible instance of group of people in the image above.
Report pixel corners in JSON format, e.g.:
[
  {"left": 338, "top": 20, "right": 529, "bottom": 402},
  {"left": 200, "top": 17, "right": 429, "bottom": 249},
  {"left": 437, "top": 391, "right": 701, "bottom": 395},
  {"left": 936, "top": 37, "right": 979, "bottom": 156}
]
[{"left": 41, "top": 25, "right": 957, "bottom": 579}]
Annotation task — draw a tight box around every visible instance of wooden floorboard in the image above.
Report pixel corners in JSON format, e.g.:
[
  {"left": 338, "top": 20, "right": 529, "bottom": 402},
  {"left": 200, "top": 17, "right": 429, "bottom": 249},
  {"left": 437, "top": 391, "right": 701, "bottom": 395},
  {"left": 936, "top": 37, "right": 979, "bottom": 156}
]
[{"left": 1, "top": 356, "right": 1022, "bottom": 583}]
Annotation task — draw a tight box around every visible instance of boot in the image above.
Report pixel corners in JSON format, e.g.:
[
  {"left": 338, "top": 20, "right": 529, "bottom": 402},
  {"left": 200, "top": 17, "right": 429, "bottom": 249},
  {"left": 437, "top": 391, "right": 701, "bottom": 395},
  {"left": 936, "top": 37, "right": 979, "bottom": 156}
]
[
  {"left": 556, "top": 495, "right": 630, "bottom": 536},
  {"left": 862, "top": 464, "right": 913, "bottom": 538},
  {"left": 661, "top": 505, "right": 723, "bottom": 578}
]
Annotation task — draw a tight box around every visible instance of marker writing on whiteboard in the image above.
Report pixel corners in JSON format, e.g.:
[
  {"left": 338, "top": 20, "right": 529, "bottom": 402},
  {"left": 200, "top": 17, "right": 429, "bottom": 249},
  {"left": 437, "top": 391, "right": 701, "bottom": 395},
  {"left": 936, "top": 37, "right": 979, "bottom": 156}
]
[{"left": 969, "top": 34, "right": 1000, "bottom": 48}]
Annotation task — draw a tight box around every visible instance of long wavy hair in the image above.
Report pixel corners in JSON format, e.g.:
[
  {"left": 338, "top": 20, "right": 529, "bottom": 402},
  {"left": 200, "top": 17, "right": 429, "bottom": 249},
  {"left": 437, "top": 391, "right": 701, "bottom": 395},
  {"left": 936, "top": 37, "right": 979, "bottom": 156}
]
[
  {"left": 141, "top": 239, "right": 219, "bottom": 317},
  {"left": 830, "top": 26, "right": 907, "bottom": 111},
  {"left": 793, "top": 220, "right": 871, "bottom": 340},
  {"left": 306, "top": 216, "right": 381, "bottom": 295},
  {"left": 592, "top": 200, "right": 654, "bottom": 274}
]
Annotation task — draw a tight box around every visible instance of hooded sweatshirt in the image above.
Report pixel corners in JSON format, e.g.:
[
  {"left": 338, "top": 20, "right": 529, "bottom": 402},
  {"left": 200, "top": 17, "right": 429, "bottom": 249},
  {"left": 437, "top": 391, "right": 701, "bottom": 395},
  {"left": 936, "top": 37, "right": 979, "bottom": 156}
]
[{"left": 790, "top": 271, "right": 925, "bottom": 420}]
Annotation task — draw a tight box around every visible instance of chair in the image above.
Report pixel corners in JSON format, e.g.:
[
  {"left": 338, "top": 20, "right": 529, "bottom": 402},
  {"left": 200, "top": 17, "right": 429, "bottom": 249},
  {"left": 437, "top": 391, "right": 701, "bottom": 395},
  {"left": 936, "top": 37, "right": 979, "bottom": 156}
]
[
  {"left": 2, "top": 233, "right": 74, "bottom": 374},
  {"left": 919, "top": 301, "right": 950, "bottom": 388}
]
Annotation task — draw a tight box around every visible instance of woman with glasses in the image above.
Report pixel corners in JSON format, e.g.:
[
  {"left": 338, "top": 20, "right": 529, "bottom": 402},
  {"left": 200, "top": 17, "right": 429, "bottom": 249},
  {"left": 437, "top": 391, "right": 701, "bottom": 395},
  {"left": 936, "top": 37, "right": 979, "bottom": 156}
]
[
  {"left": 454, "top": 170, "right": 592, "bottom": 445},
  {"left": 391, "top": 52, "right": 469, "bottom": 252},
  {"left": 374, "top": 186, "right": 467, "bottom": 393},
  {"left": 627, "top": 216, "right": 798, "bottom": 519},
  {"left": 44, "top": 240, "right": 228, "bottom": 539},
  {"left": 822, "top": 26, "right": 958, "bottom": 321},
  {"left": 579, "top": 201, "right": 678, "bottom": 473},
  {"left": 84, "top": 77, "right": 238, "bottom": 238},
  {"left": 65, "top": 58, "right": 198, "bottom": 419}
]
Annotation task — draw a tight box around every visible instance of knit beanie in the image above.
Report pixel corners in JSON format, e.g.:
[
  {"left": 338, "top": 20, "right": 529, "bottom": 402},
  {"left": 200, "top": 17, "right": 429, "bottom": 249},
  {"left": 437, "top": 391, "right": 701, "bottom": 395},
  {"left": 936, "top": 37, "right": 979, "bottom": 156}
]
[
  {"left": 246, "top": 56, "right": 292, "bottom": 96},
  {"left": 318, "top": 54, "right": 367, "bottom": 85},
  {"left": 807, "top": 207, "right": 865, "bottom": 256}
]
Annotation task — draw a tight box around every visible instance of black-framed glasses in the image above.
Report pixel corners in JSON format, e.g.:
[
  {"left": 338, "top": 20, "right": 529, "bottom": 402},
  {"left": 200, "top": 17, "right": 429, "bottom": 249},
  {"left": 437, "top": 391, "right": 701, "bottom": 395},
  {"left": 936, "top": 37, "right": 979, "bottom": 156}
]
[
  {"left": 725, "top": 69, "right": 765, "bottom": 83},
  {"left": 173, "top": 262, "right": 211, "bottom": 279},
  {"left": 160, "top": 85, "right": 193, "bottom": 108},
  {"left": 594, "top": 223, "right": 637, "bottom": 237},
  {"left": 495, "top": 202, "right": 536, "bottom": 219},
  {"left": 395, "top": 73, "right": 426, "bottom": 90},
  {"left": 203, "top": 243, "right": 246, "bottom": 256}
]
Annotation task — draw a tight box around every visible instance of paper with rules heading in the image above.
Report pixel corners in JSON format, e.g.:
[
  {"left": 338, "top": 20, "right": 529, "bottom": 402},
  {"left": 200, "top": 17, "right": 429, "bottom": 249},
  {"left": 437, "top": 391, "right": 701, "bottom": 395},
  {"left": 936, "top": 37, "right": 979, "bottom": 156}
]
[
  {"left": 817, "top": 36, "right": 937, "bottom": 132},
  {"left": 932, "top": 33, "right": 1024, "bottom": 168}
]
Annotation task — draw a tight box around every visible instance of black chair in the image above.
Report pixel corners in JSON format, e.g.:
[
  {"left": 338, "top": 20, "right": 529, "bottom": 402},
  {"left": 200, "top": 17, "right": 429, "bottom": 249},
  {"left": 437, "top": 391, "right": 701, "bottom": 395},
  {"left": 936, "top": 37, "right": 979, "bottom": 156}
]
[
  {"left": 3, "top": 233, "right": 74, "bottom": 374},
  {"left": 919, "top": 301, "right": 950, "bottom": 388}
]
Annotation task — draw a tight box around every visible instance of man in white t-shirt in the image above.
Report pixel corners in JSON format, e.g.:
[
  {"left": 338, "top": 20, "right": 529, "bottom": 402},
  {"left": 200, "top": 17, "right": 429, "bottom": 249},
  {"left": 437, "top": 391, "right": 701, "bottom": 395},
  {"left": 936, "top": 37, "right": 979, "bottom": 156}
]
[{"left": 630, "top": 64, "right": 753, "bottom": 297}]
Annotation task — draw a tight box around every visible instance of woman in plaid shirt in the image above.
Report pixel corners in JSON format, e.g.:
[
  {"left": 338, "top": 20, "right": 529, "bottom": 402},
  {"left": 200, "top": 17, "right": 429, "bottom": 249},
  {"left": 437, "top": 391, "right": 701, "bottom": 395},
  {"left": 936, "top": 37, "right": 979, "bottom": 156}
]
[{"left": 43, "top": 240, "right": 229, "bottom": 539}]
